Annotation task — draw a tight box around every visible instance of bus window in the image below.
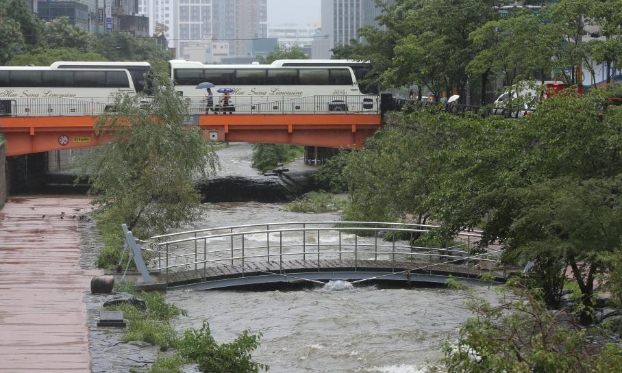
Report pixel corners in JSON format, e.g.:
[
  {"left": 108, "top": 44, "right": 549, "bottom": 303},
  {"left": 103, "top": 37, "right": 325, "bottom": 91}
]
[
  {"left": 329, "top": 69, "right": 353, "bottom": 85},
  {"left": 267, "top": 69, "right": 297, "bottom": 85},
  {"left": 42, "top": 70, "right": 74, "bottom": 87},
  {"left": 75, "top": 71, "right": 106, "bottom": 87},
  {"left": 0, "top": 70, "right": 8, "bottom": 86},
  {"left": 235, "top": 69, "right": 267, "bottom": 85},
  {"left": 106, "top": 71, "right": 131, "bottom": 88},
  {"left": 175, "top": 69, "right": 204, "bottom": 85},
  {"left": 299, "top": 69, "right": 328, "bottom": 85},
  {"left": 205, "top": 70, "right": 235, "bottom": 85},
  {"left": 11, "top": 70, "right": 41, "bottom": 87}
]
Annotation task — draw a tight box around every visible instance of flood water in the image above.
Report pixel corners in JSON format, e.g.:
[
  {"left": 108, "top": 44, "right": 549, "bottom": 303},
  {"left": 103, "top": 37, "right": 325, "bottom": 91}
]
[{"left": 162, "top": 143, "right": 499, "bottom": 373}]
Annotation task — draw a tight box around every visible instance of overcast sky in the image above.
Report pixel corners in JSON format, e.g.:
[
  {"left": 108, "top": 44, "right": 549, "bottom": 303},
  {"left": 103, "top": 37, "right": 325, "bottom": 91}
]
[{"left": 267, "top": 0, "right": 321, "bottom": 26}]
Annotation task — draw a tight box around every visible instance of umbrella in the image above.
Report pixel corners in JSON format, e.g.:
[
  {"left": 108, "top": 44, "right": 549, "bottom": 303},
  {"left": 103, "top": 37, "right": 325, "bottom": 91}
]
[
  {"left": 196, "top": 82, "right": 215, "bottom": 89},
  {"left": 447, "top": 94, "right": 460, "bottom": 103},
  {"left": 217, "top": 87, "right": 234, "bottom": 93}
]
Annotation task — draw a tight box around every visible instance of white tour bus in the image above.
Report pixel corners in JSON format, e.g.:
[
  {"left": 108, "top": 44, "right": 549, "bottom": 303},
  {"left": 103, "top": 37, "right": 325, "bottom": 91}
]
[
  {"left": 50, "top": 61, "right": 152, "bottom": 94},
  {"left": 270, "top": 59, "right": 378, "bottom": 95},
  {"left": 0, "top": 66, "right": 136, "bottom": 116},
  {"left": 169, "top": 59, "right": 377, "bottom": 114}
]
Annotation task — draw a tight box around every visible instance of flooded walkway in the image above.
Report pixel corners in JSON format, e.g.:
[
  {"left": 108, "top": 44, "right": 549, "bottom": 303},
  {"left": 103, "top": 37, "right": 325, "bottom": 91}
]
[{"left": 0, "top": 196, "right": 100, "bottom": 372}]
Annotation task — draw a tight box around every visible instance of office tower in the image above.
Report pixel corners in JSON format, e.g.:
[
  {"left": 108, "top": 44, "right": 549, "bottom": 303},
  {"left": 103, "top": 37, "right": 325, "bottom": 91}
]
[{"left": 319, "top": 0, "right": 394, "bottom": 57}]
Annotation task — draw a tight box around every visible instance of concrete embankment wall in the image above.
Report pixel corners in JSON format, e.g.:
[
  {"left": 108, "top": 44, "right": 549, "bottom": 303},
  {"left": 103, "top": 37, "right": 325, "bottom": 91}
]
[{"left": 0, "top": 142, "right": 6, "bottom": 205}]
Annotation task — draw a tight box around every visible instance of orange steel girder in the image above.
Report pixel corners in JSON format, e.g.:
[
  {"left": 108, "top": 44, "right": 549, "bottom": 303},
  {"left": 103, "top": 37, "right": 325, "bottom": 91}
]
[{"left": 0, "top": 113, "right": 383, "bottom": 156}]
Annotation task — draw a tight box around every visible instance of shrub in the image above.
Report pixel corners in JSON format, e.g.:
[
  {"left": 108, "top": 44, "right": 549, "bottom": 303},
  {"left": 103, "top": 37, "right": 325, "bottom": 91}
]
[
  {"left": 283, "top": 191, "right": 347, "bottom": 213},
  {"left": 179, "top": 321, "right": 268, "bottom": 373},
  {"left": 310, "top": 153, "right": 349, "bottom": 193},
  {"left": 148, "top": 355, "right": 185, "bottom": 373}
]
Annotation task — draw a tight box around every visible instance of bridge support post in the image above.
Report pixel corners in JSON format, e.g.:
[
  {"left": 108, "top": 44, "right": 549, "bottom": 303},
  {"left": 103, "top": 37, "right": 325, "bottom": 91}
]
[{"left": 120, "top": 224, "right": 152, "bottom": 285}]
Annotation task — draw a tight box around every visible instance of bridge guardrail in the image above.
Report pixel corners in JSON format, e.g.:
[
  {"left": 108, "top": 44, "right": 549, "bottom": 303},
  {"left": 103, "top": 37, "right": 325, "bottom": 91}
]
[
  {"left": 0, "top": 95, "right": 382, "bottom": 117},
  {"left": 145, "top": 221, "right": 505, "bottom": 285}
]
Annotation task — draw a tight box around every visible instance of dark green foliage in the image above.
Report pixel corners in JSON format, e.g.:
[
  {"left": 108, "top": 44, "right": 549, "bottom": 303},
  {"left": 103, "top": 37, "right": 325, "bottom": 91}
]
[
  {"left": 310, "top": 153, "right": 349, "bottom": 193},
  {"left": 283, "top": 191, "right": 346, "bottom": 213},
  {"left": 4, "top": 0, "right": 43, "bottom": 49},
  {"left": 89, "top": 32, "right": 172, "bottom": 63},
  {"left": 0, "top": 0, "right": 171, "bottom": 70},
  {"left": 179, "top": 321, "right": 268, "bottom": 373},
  {"left": 442, "top": 283, "right": 622, "bottom": 372},
  {"left": 148, "top": 355, "right": 185, "bottom": 373},
  {"left": 8, "top": 47, "right": 107, "bottom": 66},
  {"left": 79, "top": 73, "right": 219, "bottom": 238},
  {"left": 105, "top": 291, "right": 186, "bottom": 351},
  {"left": 341, "top": 87, "right": 622, "bottom": 325},
  {"left": 95, "top": 245, "right": 123, "bottom": 270},
  {"left": 251, "top": 143, "right": 303, "bottom": 173},
  {"left": 256, "top": 44, "right": 308, "bottom": 64}
]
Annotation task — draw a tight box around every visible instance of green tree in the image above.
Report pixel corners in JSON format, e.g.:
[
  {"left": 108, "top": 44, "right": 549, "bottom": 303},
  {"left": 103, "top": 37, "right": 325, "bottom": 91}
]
[
  {"left": 343, "top": 87, "right": 622, "bottom": 322},
  {"left": 356, "top": 0, "right": 500, "bottom": 102},
  {"left": 425, "top": 88, "right": 622, "bottom": 320},
  {"left": 3, "top": 0, "right": 43, "bottom": 49},
  {"left": 79, "top": 73, "right": 219, "bottom": 238},
  {"left": 251, "top": 143, "right": 302, "bottom": 173},
  {"left": 544, "top": 0, "right": 595, "bottom": 85},
  {"left": 43, "top": 17, "right": 91, "bottom": 51},
  {"left": 467, "top": 10, "right": 557, "bottom": 90},
  {"left": 256, "top": 44, "right": 308, "bottom": 64},
  {"left": 341, "top": 109, "right": 473, "bottom": 224},
  {"left": 442, "top": 283, "right": 622, "bottom": 372},
  {"left": 0, "top": 18, "right": 25, "bottom": 64},
  {"left": 89, "top": 32, "right": 171, "bottom": 64},
  {"left": 7, "top": 47, "right": 107, "bottom": 66},
  {"left": 179, "top": 321, "right": 268, "bottom": 373},
  {"left": 588, "top": 0, "right": 622, "bottom": 84}
]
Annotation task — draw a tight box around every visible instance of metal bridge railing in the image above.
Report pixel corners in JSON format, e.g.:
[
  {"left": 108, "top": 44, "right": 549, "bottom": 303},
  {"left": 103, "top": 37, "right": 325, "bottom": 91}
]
[
  {"left": 0, "top": 95, "right": 381, "bottom": 117},
  {"left": 185, "top": 94, "right": 380, "bottom": 115},
  {"left": 144, "top": 221, "right": 505, "bottom": 285}
]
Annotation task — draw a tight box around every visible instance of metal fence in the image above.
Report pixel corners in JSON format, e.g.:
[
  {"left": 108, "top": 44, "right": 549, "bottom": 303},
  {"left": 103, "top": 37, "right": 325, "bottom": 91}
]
[
  {"left": 0, "top": 94, "right": 380, "bottom": 117},
  {"left": 186, "top": 94, "right": 379, "bottom": 115},
  {"left": 145, "top": 221, "right": 504, "bottom": 284}
]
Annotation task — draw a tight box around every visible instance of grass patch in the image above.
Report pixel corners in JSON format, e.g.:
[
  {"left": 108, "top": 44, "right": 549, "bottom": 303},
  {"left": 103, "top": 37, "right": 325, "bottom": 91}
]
[
  {"left": 105, "top": 290, "right": 187, "bottom": 351},
  {"left": 283, "top": 191, "right": 347, "bottom": 213},
  {"left": 147, "top": 355, "right": 185, "bottom": 373},
  {"left": 93, "top": 208, "right": 126, "bottom": 270}
]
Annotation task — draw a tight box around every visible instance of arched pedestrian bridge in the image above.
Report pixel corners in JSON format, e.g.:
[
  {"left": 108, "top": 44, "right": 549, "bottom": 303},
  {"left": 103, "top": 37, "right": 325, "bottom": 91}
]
[{"left": 124, "top": 221, "right": 517, "bottom": 290}]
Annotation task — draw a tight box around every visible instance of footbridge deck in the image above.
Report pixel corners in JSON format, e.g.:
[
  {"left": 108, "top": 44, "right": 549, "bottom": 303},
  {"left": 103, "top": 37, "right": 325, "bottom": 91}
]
[{"left": 126, "top": 221, "right": 516, "bottom": 290}]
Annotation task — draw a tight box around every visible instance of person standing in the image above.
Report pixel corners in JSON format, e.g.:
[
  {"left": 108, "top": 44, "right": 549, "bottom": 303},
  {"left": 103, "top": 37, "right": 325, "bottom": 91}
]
[
  {"left": 220, "top": 91, "right": 232, "bottom": 114},
  {"left": 205, "top": 88, "right": 216, "bottom": 114}
]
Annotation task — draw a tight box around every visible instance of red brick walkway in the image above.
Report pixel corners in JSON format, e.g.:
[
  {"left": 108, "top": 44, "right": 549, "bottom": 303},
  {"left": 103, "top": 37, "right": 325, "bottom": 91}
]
[{"left": 0, "top": 196, "right": 101, "bottom": 372}]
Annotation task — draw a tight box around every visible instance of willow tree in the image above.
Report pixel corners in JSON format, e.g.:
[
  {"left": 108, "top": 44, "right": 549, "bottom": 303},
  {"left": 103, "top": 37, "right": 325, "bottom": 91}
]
[{"left": 79, "top": 74, "right": 219, "bottom": 239}]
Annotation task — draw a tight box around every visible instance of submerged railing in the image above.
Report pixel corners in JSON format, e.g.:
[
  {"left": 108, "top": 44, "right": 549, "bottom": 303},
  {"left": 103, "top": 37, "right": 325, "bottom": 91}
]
[{"left": 144, "top": 221, "right": 506, "bottom": 285}]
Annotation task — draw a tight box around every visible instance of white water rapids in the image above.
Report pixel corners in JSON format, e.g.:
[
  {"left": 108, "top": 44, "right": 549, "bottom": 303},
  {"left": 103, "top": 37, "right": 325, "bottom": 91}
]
[{"left": 160, "top": 143, "right": 500, "bottom": 373}]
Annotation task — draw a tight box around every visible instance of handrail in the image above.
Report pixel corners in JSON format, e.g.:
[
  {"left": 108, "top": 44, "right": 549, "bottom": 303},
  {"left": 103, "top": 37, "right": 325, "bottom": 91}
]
[{"left": 140, "top": 221, "right": 504, "bottom": 286}]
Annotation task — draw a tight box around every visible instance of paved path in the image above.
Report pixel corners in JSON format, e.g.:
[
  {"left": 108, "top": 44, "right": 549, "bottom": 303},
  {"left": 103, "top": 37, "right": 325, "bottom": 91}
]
[{"left": 0, "top": 196, "right": 101, "bottom": 372}]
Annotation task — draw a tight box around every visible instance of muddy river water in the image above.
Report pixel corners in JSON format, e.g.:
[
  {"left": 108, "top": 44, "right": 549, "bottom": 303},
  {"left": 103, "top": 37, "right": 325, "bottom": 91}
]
[{"left": 152, "top": 143, "right": 498, "bottom": 373}]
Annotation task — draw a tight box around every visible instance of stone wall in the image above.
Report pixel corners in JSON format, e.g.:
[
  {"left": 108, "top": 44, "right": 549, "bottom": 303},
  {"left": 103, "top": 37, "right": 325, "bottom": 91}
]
[{"left": 0, "top": 141, "right": 6, "bottom": 205}]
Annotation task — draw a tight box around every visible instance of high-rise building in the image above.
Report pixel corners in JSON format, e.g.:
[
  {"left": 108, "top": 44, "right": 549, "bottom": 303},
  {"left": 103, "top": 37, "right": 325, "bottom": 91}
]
[
  {"left": 137, "top": 0, "right": 266, "bottom": 61},
  {"left": 318, "top": 0, "right": 394, "bottom": 58},
  {"left": 34, "top": 1, "right": 147, "bottom": 35}
]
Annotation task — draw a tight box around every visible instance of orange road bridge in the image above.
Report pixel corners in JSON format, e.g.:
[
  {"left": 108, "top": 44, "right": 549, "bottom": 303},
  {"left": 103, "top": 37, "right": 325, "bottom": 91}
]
[
  {"left": 0, "top": 94, "right": 393, "bottom": 157},
  {"left": 121, "top": 221, "right": 517, "bottom": 291}
]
